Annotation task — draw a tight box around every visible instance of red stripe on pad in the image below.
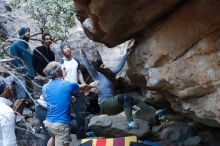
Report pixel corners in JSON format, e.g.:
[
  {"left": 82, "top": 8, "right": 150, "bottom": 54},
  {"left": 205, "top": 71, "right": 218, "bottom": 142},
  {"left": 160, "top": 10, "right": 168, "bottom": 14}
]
[
  {"left": 96, "top": 138, "right": 106, "bottom": 146},
  {"left": 113, "top": 137, "right": 125, "bottom": 146}
]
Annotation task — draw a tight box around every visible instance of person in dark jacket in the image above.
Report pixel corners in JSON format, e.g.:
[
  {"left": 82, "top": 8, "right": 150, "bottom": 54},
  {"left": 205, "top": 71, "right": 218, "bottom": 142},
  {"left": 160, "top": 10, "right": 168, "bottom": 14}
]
[
  {"left": 10, "top": 26, "right": 35, "bottom": 115},
  {"left": 32, "top": 33, "right": 55, "bottom": 76},
  {"left": 32, "top": 33, "right": 55, "bottom": 99},
  {"left": 10, "top": 26, "right": 35, "bottom": 78}
]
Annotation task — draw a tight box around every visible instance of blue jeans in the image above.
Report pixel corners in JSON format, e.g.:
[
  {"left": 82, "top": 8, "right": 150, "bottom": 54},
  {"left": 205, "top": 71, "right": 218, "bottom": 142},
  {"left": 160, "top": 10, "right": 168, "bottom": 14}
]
[{"left": 35, "top": 104, "right": 50, "bottom": 146}]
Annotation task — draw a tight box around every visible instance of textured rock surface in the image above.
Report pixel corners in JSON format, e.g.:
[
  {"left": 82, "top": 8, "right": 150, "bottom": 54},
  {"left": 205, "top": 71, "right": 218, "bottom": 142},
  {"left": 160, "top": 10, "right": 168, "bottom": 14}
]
[
  {"left": 74, "top": 0, "right": 184, "bottom": 47},
  {"left": 75, "top": 0, "right": 220, "bottom": 127},
  {"left": 88, "top": 114, "right": 150, "bottom": 138},
  {"left": 15, "top": 127, "right": 44, "bottom": 146},
  {"left": 159, "top": 123, "right": 201, "bottom": 146}
]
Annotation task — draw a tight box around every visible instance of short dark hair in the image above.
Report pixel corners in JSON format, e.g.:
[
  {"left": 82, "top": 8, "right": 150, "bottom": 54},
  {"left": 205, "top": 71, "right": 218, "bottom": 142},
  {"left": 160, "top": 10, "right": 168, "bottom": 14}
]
[
  {"left": 42, "top": 33, "right": 52, "bottom": 41},
  {"left": 91, "top": 59, "right": 103, "bottom": 70},
  {"left": 91, "top": 60, "right": 117, "bottom": 85}
]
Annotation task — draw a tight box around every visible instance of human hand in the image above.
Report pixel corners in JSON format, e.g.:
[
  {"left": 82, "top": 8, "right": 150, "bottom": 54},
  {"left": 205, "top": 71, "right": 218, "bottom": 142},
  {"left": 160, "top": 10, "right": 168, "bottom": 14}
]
[
  {"left": 89, "top": 87, "right": 98, "bottom": 93},
  {"left": 126, "top": 39, "right": 135, "bottom": 55},
  {"left": 79, "top": 84, "right": 93, "bottom": 93},
  {"left": 127, "top": 47, "right": 134, "bottom": 55},
  {"left": 40, "top": 95, "right": 44, "bottom": 99},
  {"left": 71, "top": 96, "right": 76, "bottom": 102}
]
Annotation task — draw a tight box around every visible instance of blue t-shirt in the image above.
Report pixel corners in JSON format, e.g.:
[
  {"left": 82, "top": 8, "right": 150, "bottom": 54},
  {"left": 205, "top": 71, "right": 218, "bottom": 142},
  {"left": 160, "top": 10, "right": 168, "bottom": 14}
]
[{"left": 42, "top": 79, "right": 79, "bottom": 124}]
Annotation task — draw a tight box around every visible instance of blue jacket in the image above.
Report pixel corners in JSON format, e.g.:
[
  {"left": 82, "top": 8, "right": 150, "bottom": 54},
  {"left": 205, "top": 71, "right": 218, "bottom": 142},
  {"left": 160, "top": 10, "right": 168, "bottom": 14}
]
[{"left": 10, "top": 39, "right": 35, "bottom": 78}]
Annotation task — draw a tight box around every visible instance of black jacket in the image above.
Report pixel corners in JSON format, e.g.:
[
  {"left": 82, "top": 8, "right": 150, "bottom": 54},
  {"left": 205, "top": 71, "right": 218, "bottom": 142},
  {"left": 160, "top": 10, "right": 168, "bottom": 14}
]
[{"left": 32, "top": 46, "right": 55, "bottom": 76}]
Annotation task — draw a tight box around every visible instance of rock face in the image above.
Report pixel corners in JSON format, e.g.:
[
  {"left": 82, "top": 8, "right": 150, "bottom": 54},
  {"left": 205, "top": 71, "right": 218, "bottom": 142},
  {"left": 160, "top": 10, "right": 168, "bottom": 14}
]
[
  {"left": 75, "top": 0, "right": 220, "bottom": 127},
  {"left": 74, "top": 0, "right": 184, "bottom": 47},
  {"left": 159, "top": 123, "right": 201, "bottom": 146},
  {"left": 88, "top": 114, "right": 150, "bottom": 138},
  {"left": 16, "top": 127, "right": 44, "bottom": 146},
  {"left": 0, "top": 0, "right": 14, "bottom": 41},
  {"left": 0, "top": 0, "right": 42, "bottom": 49}
]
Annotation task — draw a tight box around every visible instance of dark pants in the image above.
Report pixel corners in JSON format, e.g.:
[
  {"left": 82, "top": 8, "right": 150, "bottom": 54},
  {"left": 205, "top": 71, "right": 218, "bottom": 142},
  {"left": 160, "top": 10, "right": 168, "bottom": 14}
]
[
  {"left": 72, "top": 91, "right": 86, "bottom": 132},
  {"left": 35, "top": 104, "right": 50, "bottom": 146},
  {"left": 101, "top": 93, "right": 156, "bottom": 122}
]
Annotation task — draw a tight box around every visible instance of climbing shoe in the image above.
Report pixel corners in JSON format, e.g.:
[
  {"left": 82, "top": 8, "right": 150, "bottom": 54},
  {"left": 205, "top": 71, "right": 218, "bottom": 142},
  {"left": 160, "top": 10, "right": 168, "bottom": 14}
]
[
  {"left": 155, "top": 108, "right": 168, "bottom": 118},
  {"left": 128, "top": 121, "right": 139, "bottom": 129},
  {"left": 85, "top": 131, "right": 95, "bottom": 137}
]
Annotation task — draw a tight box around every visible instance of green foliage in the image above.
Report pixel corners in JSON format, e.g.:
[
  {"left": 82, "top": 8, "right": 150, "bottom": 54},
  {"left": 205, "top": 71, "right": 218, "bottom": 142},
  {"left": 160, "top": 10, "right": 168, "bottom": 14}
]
[{"left": 25, "top": 0, "right": 76, "bottom": 41}]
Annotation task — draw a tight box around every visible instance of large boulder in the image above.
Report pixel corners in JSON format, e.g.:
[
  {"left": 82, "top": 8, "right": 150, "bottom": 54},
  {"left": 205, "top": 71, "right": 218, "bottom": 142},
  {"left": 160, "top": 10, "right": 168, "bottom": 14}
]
[
  {"left": 88, "top": 114, "right": 150, "bottom": 138},
  {"left": 15, "top": 127, "right": 44, "bottom": 146},
  {"left": 75, "top": 0, "right": 220, "bottom": 127},
  {"left": 74, "top": 0, "right": 184, "bottom": 47}
]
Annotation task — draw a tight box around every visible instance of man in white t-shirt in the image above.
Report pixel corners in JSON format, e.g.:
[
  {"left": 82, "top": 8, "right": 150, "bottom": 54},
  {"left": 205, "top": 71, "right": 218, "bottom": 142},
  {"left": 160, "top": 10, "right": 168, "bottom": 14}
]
[{"left": 60, "top": 42, "right": 86, "bottom": 135}]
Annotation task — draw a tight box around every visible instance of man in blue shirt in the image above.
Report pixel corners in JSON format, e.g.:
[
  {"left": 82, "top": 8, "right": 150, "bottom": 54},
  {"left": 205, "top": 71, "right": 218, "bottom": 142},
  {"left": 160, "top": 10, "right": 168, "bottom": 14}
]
[{"left": 42, "top": 61, "right": 82, "bottom": 146}]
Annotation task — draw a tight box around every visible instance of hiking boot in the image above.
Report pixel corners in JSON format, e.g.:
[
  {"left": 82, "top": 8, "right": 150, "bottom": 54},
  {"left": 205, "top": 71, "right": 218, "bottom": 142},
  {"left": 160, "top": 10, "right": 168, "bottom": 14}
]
[{"left": 128, "top": 121, "right": 139, "bottom": 129}]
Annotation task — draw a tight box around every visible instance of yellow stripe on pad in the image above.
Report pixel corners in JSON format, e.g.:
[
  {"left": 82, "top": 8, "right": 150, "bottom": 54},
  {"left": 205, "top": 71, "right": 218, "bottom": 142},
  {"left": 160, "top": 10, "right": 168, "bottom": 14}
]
[
  {"left": 106, "top": 138, "right": 113, "bottom": 146},
  {"left": 125, "top": 136, "right": 137, "bottom": 146}
]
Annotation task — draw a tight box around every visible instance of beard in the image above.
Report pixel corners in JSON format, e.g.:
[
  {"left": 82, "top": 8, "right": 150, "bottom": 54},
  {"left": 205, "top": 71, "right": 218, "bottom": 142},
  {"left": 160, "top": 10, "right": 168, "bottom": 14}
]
[
  {"left": 64, "top": 51, "right": 72, "bottom": 59},
  {"left": 23, "top": 36, "right": 30, "bottom": 42}
]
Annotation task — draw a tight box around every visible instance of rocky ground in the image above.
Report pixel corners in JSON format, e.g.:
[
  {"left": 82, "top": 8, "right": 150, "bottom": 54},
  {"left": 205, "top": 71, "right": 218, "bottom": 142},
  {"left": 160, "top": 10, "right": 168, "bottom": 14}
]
[{"left": 16, "top": 106, "right": 220, "bottom": 146}]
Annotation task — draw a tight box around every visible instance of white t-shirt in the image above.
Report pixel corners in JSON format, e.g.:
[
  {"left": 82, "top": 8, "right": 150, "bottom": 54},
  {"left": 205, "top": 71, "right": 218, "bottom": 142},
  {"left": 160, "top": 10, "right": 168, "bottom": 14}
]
[
  {"left": 63, "top": 58, "right": 79, "bottom": 83},
  {"left": 0, "top": 97, "right": 17, "bottom": 146}
]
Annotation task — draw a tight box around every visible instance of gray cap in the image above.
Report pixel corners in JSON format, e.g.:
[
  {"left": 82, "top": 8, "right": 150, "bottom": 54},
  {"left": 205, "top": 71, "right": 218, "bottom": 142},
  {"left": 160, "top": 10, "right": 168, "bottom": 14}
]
[
  {"left": 60, "top": 41, "right": 71, "bottom": 51},
  {"left": 18, "top": 26, "right": 30, "bottom": 38}
]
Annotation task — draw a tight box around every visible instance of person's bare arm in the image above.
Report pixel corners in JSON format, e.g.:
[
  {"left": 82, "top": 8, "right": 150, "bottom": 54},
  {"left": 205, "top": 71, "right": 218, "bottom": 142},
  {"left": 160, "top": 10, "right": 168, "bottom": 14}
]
[
  {"left": 79, "top": 84, "right": 93, "bottom": 93},
  {"left": 77, "top": 69, "right": 86, "bottom": 84}
]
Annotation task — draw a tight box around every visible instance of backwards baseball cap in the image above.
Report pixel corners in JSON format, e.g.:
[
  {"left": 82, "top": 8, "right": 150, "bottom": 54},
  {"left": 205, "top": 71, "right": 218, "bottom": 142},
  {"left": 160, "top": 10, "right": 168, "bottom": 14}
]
[
  {"left": 18, "top": 26, "right": 30, "bottom": 38},
  {"left": 60, "top": 41, "right": 71, "bottom": 51}
]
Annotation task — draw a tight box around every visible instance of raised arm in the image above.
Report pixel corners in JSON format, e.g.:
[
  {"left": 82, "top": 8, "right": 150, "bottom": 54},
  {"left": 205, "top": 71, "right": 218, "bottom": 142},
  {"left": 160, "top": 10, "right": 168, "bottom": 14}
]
[
  {"left": 80, "top": 45, "right": 99, "bottom": 79},
  {"left": 111, "top": 47, "right": 134, "bottom": 74},
  {"left": 111, "top": 53, "right": 128, "bottom": 74}
]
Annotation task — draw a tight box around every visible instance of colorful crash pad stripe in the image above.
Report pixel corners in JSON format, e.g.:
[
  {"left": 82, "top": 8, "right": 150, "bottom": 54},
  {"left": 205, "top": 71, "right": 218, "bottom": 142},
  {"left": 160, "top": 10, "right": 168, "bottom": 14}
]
[{"left": 81, "top": 136, "right": 137, "bottom": 146}]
